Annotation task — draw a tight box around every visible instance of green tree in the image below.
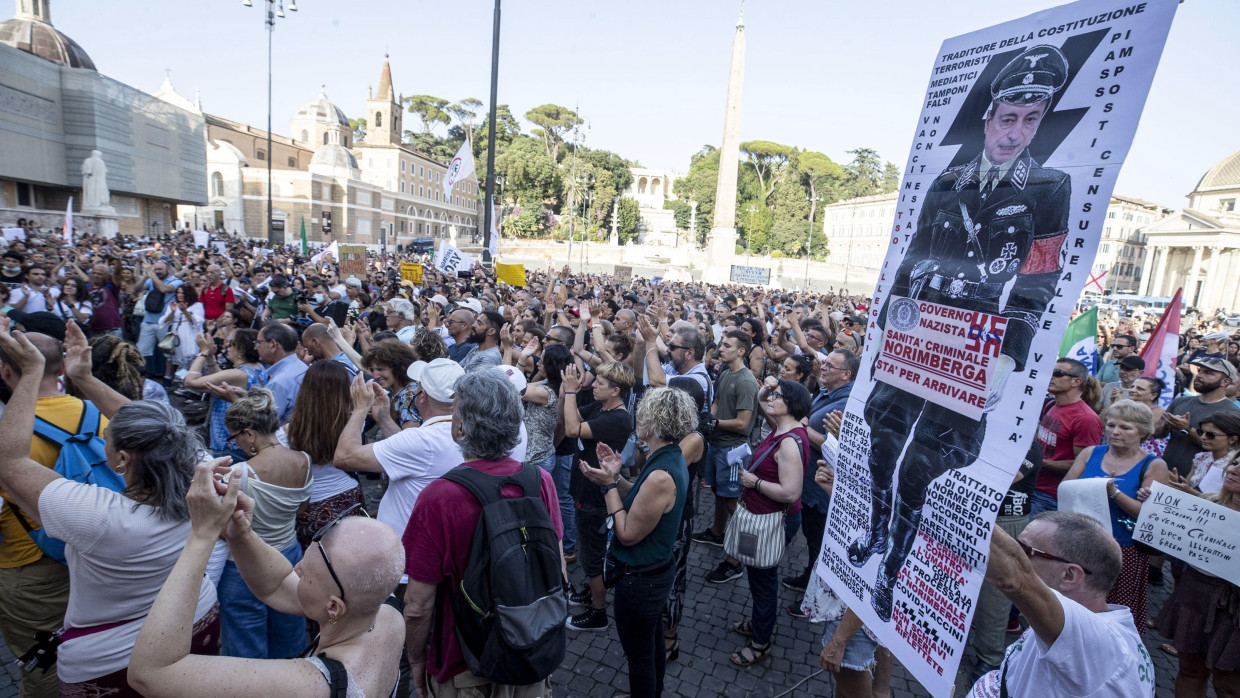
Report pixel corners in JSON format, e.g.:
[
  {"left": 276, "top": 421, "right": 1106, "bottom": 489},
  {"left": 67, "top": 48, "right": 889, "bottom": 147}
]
[
  {"left": 740, "top": 140, "right": 793, "bottom": 204},
  {"left": 502, "top": 202, "right": 550, "bottom": 239},
  {"left": 447, "top": 98, "right": 484, "bottom": 143},
  {"left": 738, "top": 201, "right": 774, "bottom": 254},
  {"left": 798, "top": 150, "right": 845, "bottom": 236},
  {"left": 496, "top": 137, "right": 560, "bottom": 204},
  {"left": 881, "top": 162, "right": 901, "bottom": 193},
  {"left": 672, "top": 148, "right": 720, "bottom": 245},
  {"left": 615, "top": 197, "right": 642, "bottom": 245},
  {"left": 524, "top": 104, "right": 582, "bottom": 163},
  {"left": 842, "top": 147, "right": 895, "bottom": 199},
  {"left": 663, "top": 200, "right": 691, "bottom": 230},
  {"left": 348, "top": 117, "right": 367, "bottom": 144},
  {"left": 404, "top": 95, "right": 451, "bottom": 135},
  {"left": 474, "top": 104, "right": 522, "bottom": 161}
]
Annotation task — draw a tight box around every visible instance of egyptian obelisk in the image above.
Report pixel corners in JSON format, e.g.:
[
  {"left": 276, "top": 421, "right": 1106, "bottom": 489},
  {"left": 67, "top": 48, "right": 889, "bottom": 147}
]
[{"left": 703, "top": 8, "right": 745, "bottom": 284}]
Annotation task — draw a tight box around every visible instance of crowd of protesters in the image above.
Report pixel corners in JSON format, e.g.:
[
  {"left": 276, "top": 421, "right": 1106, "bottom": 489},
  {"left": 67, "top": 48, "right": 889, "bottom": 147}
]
[{"left": 0, "top": 221, "right": 1239, "bottom": 697}]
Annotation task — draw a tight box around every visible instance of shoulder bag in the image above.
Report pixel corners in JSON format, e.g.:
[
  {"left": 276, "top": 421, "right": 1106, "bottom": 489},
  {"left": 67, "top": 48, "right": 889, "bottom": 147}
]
[
  {"left": 157, "top": 312, "right": 182, "bottom": 355},
  {"left": 723, "top": 432, "right": 804, "bottom": 569}
]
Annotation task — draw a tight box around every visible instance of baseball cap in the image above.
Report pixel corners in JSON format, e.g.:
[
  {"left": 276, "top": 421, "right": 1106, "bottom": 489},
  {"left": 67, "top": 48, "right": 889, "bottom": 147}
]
[
  {"left": 7, "top": 311, "right": 66, "bottom": 341},
  {"left": 1118, "top": 356, "right": 1145, "bottom": 371},
  {"left": 1191, "top": 356, "right": 1238, "bottom": 380},
  {"left": 1204, "top": 331, "right": 1231, "bottom": 343},
  {"left": 457, "top": 298, "right": 483, "bottom": 314},
  {"left": 406, "top": 358, "right": 465, "bottom": 401},
  {"left": 494, "top": 364, "right": 527, "bottom": 394},
  {"left": 429, "top": 294, "right": 450, "bottom": 308}
]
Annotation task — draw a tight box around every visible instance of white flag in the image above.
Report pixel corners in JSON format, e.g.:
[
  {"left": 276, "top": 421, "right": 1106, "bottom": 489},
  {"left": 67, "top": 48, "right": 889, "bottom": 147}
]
[
  {"left": 488, "top": 204, "right": 500, "bottom": 259},
  {"left": 433, "top": 243, "right": 474, "bottom": 276},
  {"left": 442, "top": 140, "right": 475, "bottom": 201},
  {"left": 63, "top": 196, "right": 73, "bottom": 244},
  {"left": 311, "top": 240, "right": 339, "bottom": 266}
]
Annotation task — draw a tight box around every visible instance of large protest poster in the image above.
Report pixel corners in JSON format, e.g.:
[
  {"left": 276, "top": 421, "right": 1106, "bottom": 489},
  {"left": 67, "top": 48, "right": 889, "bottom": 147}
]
[
  {"left": 338, "top": 245, "right": 367, "bottom": 277},
  {"left": 816, "top": 2, "right": 1178, "bottom": 695}
]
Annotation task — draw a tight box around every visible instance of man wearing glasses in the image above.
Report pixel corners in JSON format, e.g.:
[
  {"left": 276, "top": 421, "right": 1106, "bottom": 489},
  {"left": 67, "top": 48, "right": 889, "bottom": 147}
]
[
  {"left": 969, "top": 512, "right": 1153, "bottom": 697},
  {"left": 1096, "top": 334, "right": 1138, "bottom": 384},
  {"left": 1031, "top": 359, "right": 1103, "bottom": 515}
]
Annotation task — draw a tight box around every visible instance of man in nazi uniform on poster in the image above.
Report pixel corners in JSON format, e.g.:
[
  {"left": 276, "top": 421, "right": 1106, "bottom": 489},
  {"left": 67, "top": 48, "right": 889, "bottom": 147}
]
[{"left": 851, "top": 44, "right": 1072, "bottom": 622}]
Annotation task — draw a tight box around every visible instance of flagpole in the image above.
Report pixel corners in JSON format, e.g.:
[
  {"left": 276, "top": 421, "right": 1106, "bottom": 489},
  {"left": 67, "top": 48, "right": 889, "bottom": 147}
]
[{"left": 480, "top": 0, "right": 501, "bottom": 269}]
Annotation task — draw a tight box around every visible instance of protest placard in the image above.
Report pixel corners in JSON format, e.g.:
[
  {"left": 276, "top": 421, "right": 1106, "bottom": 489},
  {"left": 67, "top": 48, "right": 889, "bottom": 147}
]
[
  {"left": 433, "top": 243, "right": 473, "bottom": 276},
  {"left": 1134, "top": 483, "right": 1240, "bottom": 585},
  {"left": 399, "top": 262, "right": 423, "bottom": 284},
  {"left": 339, "top": 245, "right": 367, "bottom": 276},
  {"left": 815, "top": 2, "right": 1178, "bottom": 695},
  {"left": 614, "top": 265, "right": 632, "bottom": 284},
  {"left": 495, "top": 262, "right": 526, "bottom": 287},
  {"left": 729, "top": 264, "right": 770, "bottom": 285},
  {"left": 2, "top": 228, "right": 26, "bottom": 241}
]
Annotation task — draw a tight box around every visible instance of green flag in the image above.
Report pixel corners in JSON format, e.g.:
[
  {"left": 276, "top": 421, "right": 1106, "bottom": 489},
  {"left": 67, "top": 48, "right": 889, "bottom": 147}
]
[
  {"left": 1059, "top": 305, "right": 1099, "bottom": 374},
  {"left": 300, "top": 217, "right": 308, "bottom": 255}
]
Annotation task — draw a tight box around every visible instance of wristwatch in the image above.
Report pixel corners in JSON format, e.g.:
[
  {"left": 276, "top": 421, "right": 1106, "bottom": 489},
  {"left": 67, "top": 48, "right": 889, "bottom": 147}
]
[{"left": 600, "top": 482, "right": 618, "bottom": 495}]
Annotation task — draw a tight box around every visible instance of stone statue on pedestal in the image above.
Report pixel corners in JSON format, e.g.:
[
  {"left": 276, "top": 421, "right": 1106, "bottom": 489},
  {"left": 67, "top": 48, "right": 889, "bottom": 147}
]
[{"left": 81, "top": 150, "right": 110, "bottom": 210}]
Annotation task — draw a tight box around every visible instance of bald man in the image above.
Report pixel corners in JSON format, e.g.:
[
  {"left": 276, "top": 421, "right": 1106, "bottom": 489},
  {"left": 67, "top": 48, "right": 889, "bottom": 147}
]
[{"left": 301, "top": 323, "right": 360, "bottom": 378}]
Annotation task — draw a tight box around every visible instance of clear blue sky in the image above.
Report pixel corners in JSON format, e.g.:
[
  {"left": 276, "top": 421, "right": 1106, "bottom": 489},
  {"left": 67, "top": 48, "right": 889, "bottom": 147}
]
[{"left": 49, "top": 0, "right": 1238, "bottom": 209}]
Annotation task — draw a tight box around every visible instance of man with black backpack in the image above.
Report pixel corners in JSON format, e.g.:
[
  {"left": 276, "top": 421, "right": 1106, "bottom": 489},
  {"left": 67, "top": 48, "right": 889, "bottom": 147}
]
[
  {"left": 136, "top": 259, "right": 183, "bottom": 381},
  {"left": 402, "top": 368, "right": 566, "bottom": 698},
  {"left": 0, "top": 330, "right": 105, "bottom": 697}
]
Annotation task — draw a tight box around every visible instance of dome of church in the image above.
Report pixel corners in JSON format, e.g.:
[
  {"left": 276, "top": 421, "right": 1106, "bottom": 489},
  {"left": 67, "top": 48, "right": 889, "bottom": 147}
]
[
  {"left": 310, "top": 143, "right": 358, "bottom": 172},
  {"left": 294, "top": 89, "right": 350, "bottom": 128},
  {"left": 1195, "top": 149, "right": 1240, "bottom": 192},
  {"left": 0, "top": 15, "right": 95, "bottom": 70}
]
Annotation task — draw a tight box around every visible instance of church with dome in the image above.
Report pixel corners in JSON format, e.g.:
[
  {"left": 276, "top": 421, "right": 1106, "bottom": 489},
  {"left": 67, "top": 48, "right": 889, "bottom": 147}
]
[
  {"left": 1140, "top": 149, "right": 1240, "bottom": 312},
  {"left": 0, "top": 0, "right": 207, "bottom": 235},
  {"left": 174, "top": 57, "right": 480, "bottom": 248}
]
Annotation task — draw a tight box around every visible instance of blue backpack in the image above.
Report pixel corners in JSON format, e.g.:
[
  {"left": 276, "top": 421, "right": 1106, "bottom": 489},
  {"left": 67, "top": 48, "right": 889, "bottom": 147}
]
[{"left": 10, "top": 402, "right": 126, "bottom": 562}]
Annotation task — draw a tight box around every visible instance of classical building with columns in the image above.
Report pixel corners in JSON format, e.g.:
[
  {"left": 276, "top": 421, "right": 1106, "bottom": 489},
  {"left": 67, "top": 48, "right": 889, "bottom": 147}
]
[
  {"left": 1140, "top": 150, "right": 1240, "bottom": 312},
  {"left": 623, "top": 166, "right": 684, "bottom": 246}
]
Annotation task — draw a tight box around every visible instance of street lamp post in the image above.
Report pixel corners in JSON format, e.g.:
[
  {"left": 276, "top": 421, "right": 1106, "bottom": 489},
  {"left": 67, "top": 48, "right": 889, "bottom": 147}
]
[
  {"left": 746, "top": 204, "right": 757, "bottom": 260},
  {"left": 243, "top": 0, "right": 296, "bottom": 248},
  {"left": 805, "top": 192, "right": 822, "bottom": 289}
]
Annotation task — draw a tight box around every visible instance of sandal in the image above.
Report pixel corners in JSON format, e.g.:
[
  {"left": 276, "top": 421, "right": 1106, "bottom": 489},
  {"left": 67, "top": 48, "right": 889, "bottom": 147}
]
[
  {"left": 732, "top": 620, "right": 753, "bottom": 637},
  {"left": 664, "top": 635, "right": 680, "bottom": 662},
  {"left": 730, "top": 640, "right": 772, "bottom": 667}
]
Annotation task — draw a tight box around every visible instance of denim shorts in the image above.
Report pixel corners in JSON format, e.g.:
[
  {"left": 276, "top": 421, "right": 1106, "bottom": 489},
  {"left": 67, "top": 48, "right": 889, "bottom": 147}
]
[{"left": 823, "top": 619, "right": 878, "bottom": 672}]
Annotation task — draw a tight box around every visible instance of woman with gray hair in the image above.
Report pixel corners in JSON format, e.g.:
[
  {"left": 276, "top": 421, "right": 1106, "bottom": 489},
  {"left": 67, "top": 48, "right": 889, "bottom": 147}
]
[
  {"left": 1063, "top": 398, "right": 1169, "bottom": 638},
  {"left": 580, "top": 386, "right": 693, "bottom": 697},
  {"left": 0, "top": 325, "right": 218, "bottom": 696}
]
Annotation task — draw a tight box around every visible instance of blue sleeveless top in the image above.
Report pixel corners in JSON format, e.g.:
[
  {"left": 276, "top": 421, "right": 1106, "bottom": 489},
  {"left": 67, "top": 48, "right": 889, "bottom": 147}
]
[{"left": 1080, "top": 445, "right": 1153, "bottom": 546}]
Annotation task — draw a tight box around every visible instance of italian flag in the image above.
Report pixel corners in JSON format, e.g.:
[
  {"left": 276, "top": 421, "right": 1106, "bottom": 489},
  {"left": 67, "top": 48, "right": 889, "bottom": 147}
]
[{"left": 1060, "top": 305, "right": 1099, "bottom": 375}]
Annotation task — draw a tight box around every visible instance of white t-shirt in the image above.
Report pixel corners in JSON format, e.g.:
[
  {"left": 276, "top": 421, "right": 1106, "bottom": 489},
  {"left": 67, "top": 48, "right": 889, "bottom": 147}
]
[
  {"left": 11, "top": 284, "right": 59, "bottom": 313},
  {"left": 968, "top": 590, "right": 1155, "bottom": 698},
  {"left": 371, "top": 416, "right": 462, "bottom": 535},
  {"left": 39, "top": 479, "right": 217, "bottom": 683}
]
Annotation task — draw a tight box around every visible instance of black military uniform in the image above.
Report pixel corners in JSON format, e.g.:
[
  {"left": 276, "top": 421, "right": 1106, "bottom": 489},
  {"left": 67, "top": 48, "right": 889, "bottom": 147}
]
[{"left": 850, "top": 45, "right": 1071, "bottom": 622}]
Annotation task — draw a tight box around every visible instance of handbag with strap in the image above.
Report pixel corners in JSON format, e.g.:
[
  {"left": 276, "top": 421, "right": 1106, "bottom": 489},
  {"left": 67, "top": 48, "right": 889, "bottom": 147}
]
[
  {"left": 723, "top": 432, "right": 804, "bottom": 569},
  {"left": 157, "top": 313, "right": 182, "bottom": 355}
]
